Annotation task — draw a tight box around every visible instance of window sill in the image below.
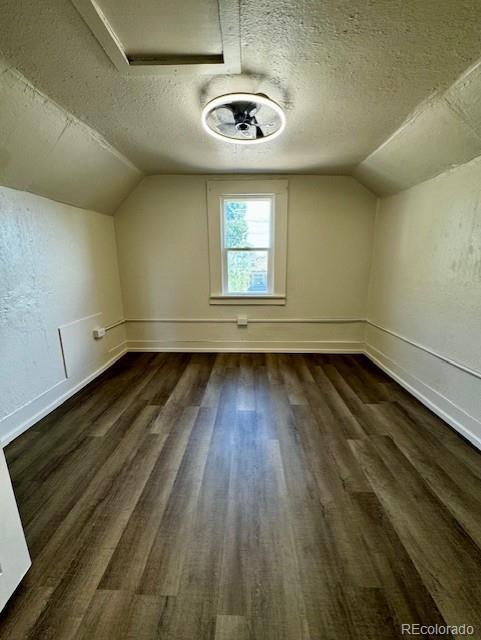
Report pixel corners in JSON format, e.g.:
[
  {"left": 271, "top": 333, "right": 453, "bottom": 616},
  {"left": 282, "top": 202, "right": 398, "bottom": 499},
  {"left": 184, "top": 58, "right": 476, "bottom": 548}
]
[{"left": 209, "top": 295, "right": 286, "bottom": 306}]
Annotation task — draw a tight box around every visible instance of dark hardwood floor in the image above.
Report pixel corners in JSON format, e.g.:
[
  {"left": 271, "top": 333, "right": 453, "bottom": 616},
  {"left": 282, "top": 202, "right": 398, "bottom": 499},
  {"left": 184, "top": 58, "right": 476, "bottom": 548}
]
[{"left": 1, "top": 353, "right": 481, "bottom": 639}]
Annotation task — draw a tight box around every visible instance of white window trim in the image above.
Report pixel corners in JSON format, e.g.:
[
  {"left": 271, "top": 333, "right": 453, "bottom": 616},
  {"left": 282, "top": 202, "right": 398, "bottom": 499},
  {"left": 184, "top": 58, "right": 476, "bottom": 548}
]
[{"left": 207, "top": 179, "right": 288, "bottom": 305}]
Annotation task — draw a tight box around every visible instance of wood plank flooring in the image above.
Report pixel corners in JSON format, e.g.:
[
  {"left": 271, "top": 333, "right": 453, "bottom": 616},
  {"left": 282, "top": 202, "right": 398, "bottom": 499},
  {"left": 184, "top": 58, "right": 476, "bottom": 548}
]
[{"left": 1, "top": 353, "right": 481, "bottom": 639}]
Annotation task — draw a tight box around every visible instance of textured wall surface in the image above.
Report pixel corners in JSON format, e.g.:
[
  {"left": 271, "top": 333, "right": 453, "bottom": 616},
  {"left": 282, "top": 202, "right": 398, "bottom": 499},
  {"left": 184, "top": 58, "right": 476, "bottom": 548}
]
[
  {"left": 114, "top": 174, "right": 376, "bottom": 350},
  {"left": 367, "top": 155, "right": 481, "bottom": 446},
  {"left": 0, "top": 59, "right": 142, "bottom": 214},
  {"left": 0, "top": 186, "right": 126, "bottom": 443}
]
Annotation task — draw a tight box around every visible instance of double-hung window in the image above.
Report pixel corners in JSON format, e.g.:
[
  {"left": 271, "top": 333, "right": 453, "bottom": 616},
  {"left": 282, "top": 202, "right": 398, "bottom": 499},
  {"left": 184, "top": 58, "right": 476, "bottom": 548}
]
[
  {"left": 222, "top": 196, "right": 272, "bottom": 295},
  {"left": 207, "top": 180, "right": 288, "bottom": 305}
]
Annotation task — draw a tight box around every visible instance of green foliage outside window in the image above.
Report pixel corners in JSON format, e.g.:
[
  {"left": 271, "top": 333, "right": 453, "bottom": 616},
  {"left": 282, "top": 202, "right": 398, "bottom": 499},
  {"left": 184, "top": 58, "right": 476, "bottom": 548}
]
[
  {"left": 225, "top": 200, "right": 248, "bottom": 248},
  {"left": 225, "top": 201, "right": 250, "bottom": 292}
]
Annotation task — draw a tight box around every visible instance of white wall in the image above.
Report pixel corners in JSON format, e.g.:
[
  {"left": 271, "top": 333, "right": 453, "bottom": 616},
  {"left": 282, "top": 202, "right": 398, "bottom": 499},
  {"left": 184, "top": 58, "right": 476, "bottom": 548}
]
[
  {"left": 0, "top": 186, "right": 126, "bottom": 445},
  {"left": 115, "top": 175, "right": 377, "bottom": 351},
  {"left": 366, "top": 155, "right": 481, "bottom": 448}
]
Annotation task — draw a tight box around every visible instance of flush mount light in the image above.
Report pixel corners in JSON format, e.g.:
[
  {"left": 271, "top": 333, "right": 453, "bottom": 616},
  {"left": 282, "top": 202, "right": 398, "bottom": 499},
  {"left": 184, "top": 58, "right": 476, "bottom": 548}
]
[{"left": 201, "top": 93, "right": 286, "bottom": 144}]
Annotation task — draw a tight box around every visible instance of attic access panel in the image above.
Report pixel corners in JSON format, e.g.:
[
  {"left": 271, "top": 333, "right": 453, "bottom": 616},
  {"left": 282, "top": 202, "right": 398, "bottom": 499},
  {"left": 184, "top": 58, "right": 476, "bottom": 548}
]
[{"left": 71, "top": 0, "right": 240, "bottom": 75}]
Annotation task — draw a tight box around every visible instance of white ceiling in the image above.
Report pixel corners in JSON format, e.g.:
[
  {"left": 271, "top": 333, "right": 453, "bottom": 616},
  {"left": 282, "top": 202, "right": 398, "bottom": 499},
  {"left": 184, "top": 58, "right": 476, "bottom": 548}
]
[{"left": 1, "top": 0, "right": 481, "bottom": 175}]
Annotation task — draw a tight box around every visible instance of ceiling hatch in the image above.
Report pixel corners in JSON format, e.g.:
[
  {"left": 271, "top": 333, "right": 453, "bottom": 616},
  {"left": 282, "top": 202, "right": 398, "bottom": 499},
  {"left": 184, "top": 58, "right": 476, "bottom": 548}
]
[{"left": 71, "top": 0, "right": 240, "bottom": 75}]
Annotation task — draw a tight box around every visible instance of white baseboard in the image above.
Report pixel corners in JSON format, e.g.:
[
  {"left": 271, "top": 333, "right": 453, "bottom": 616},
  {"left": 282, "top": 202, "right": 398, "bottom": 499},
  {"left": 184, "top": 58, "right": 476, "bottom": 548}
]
[
  {"left": 126, "top": 339, "right": 364, "bottom": 353},
  {"left": 109, "top": 341, "right": 128, "bottom": 358},
  {"left": 365, "top": 344, "right": 481, "bottom": 451},
  {"left": 0, "top": 347, "right": 127, "bottom": 447}
]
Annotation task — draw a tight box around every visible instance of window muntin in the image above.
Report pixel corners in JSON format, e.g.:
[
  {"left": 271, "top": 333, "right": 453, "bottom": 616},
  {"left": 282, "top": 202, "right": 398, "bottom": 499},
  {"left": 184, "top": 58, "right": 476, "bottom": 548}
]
[{"left": 221, "top": 197, "right": 273, "bottom": 295}]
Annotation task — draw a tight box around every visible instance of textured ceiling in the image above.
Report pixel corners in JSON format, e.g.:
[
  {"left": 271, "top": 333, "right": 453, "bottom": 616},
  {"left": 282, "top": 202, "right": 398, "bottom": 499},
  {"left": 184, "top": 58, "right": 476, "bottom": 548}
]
[{"left": 1, "top": 0, "right": 481, "bottom": 175}]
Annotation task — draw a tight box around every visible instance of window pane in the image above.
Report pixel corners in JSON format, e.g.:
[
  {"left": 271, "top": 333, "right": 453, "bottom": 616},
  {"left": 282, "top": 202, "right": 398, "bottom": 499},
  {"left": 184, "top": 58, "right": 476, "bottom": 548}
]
[
  {"left": 224, "top": 199, "right": 271, "bottom": 248},
  {"left": 226, "top": 250, "right": 269, "bottom": 294}
]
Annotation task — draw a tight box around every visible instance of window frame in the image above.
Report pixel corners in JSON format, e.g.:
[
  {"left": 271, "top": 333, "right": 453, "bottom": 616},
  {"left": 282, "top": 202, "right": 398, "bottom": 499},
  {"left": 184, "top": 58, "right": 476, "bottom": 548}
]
[{"left": 207, "top": 180, "right": 288, "bottom": 305}]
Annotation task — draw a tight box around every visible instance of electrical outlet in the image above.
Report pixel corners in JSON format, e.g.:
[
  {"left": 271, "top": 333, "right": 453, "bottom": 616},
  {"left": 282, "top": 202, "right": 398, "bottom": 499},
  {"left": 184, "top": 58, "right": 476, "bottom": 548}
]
[
  {"left": 92, "top": 327, "right": 106, "bottom": 339},
  {"left": 237, "top": 316, "right": 248, "bottom": 327}
]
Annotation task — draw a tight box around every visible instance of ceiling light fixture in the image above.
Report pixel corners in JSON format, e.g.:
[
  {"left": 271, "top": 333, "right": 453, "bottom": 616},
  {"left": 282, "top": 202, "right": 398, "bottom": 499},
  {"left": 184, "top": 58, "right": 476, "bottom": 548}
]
[{"left": 201, "top": 93, "right": 286, "bottom": 144}]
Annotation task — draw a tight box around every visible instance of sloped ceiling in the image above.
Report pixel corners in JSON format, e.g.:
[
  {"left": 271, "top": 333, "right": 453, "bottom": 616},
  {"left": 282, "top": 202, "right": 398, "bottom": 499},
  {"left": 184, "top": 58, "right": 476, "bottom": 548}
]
[
  {"left": 1, "top": 0, "right": 481, "bottom": 177},
  {"left": 354, "top": 58, "right": 481, "bottom": 195},
  {"left": 0, "top": 58, "right": 142, "bottom": 214}
]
